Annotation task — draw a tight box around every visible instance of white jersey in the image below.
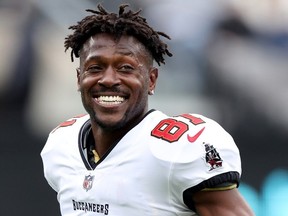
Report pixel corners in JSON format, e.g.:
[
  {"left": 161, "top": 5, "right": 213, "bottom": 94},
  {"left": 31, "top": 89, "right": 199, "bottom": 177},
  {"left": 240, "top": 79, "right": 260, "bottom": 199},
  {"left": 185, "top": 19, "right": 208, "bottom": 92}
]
[{"left": 41, "top": 110, "right": 241, "bottom": 216}]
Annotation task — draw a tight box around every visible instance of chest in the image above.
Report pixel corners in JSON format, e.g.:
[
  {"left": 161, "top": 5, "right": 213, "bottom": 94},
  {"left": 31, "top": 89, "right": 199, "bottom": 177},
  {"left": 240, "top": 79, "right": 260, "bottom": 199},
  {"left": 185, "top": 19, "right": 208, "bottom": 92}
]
[{"left": 56, "top": 142, "right": 175, "bottom": 215}]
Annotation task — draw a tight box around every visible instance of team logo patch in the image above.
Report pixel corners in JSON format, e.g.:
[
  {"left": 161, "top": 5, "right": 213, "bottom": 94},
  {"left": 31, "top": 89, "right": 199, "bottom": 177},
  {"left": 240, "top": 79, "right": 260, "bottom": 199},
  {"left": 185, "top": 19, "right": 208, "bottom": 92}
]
[
  {"left": 83, "top": 174, "right": 95, "bottom": 191},
  {"left": 203, "top": 142, "right": 223, "bottom": 171}
]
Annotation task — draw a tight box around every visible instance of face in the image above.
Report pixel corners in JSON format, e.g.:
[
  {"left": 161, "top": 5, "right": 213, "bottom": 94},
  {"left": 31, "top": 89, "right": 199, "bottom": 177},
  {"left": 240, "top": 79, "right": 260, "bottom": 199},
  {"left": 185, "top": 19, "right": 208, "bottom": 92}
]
[{"left": 77, "top": 33, "right": 158, "bottom": 131}]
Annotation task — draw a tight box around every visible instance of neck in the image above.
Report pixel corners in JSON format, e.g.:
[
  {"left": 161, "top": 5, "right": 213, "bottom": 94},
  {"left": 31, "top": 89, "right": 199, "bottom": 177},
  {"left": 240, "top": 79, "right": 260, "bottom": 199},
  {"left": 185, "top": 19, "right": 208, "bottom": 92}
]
[
  {"left": 90, "top": 125, "right": 124, "bottom": 157},
  {"left": 89, "top": 109, "right": 151, "bottom": 157}
]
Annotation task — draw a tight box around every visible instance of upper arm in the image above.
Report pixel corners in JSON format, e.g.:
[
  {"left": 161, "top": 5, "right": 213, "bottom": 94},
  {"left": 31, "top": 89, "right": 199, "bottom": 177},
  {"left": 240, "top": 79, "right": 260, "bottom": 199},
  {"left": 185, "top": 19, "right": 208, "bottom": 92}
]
[{"left": 193, "top": 188, "right": 255, "bottom": 216}]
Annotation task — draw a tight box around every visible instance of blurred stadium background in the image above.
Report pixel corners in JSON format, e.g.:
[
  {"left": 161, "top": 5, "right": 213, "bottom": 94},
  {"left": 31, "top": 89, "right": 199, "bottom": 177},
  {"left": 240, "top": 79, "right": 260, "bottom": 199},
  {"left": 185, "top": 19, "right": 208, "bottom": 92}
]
[{"left": 0, "top": 0, "right": 287, "bottom": 215}]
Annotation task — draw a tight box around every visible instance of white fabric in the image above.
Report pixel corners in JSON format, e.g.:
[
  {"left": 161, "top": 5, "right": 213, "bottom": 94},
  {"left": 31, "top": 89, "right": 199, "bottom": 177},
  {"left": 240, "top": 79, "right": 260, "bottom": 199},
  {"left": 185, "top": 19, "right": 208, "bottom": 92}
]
[{"left": 41, "top": 110, "right": 241, "bottom": 216}]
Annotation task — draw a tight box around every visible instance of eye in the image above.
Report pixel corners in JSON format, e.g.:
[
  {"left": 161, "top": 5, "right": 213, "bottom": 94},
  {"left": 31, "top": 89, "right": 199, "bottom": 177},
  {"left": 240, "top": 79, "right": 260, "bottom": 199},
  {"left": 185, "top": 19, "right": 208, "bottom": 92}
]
[
  {"left": 86, "top": 65, "right": 103, "bottom": 73},
  {"left": 117, "top": 64, "right": 135, "bottom": 73}
]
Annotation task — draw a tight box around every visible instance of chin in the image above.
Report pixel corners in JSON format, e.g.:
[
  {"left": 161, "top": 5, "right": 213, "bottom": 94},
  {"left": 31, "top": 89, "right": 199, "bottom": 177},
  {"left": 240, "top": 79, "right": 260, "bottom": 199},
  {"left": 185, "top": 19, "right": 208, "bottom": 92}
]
[
  {"left": 94, "top": 115, "right": 127, "bottom": 131},
  {"left": 98, "top": 121, "right": 125, "bottom": 131}
]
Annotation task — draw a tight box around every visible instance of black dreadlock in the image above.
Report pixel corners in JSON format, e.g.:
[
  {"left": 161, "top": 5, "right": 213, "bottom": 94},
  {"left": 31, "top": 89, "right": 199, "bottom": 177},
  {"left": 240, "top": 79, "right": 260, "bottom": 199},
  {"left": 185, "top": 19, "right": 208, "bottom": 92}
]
[{"left": 64, "top": 4, "right": 172, "bottom": 66}]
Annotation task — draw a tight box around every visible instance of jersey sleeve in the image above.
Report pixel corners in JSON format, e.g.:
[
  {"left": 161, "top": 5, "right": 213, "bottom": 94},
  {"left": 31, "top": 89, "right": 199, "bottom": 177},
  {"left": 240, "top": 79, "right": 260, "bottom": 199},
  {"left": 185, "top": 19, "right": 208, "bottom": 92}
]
[
  {"left": 41, "top": 132, "right": 61, "bottom": 192},
  {"left": 40, "top": 114, "right": 89, "bottom": 193},
  {"left": 168, "top": 114, "right": 241, "bottom": 210}
]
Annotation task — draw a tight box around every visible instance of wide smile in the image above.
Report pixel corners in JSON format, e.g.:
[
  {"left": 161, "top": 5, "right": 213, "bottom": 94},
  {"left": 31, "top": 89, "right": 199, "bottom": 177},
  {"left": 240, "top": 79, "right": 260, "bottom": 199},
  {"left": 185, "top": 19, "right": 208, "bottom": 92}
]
[{"left": 94, "top": 95, "right": 128, "bottom": 107}]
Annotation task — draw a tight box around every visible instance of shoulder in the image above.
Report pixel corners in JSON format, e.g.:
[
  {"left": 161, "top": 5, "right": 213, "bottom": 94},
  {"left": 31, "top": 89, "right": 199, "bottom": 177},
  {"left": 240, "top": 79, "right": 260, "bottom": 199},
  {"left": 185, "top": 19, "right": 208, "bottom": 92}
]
[
  {"left": 170, "top": 113, "right": 240, "bottom": 168},
  {"left": 40, "top": 114, "right": 89, "bottom": 191},
  {"left": 148, "top": 112, "right": 242, "bottom": 206},
  {"left": 150, "top": 112, "right": 235, "bottom": 147},
  {"left": 149, "top": 111, "right": 241, "bottom": 175},
  {"left": 49, "top": 114, "right": 90, "bottom": 135},
  {"left": 41, "top": 114, "right": 89, "bottom": 155}
]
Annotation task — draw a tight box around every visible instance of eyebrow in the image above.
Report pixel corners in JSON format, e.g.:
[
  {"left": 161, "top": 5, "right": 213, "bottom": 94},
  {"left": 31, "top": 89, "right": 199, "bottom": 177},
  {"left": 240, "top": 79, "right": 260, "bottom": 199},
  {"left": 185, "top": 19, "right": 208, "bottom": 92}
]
[
  {"left": 86, "top": 50, "right": 135, "bottom": 61},
  {"left": 115, "top": 49, "right": 135, "bottom": 57},
  {"left": 84, "top": 52, "right": 139, "bottom": 67},
  {"left": 85, "top": 55, "right": 103, "bottom": 62}
]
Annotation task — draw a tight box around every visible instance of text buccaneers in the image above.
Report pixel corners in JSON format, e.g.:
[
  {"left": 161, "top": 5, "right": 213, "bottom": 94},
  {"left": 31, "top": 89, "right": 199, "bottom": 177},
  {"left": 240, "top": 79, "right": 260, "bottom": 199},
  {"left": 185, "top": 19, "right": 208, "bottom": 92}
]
[{"left": 72, "top": 199, "right": 109, "bottom": 215}]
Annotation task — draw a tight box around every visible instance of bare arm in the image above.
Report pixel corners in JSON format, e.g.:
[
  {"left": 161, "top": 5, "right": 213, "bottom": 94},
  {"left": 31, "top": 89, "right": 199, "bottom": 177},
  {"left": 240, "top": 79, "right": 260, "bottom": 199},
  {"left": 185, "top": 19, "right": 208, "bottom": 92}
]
[{"left": 193, "top": 188, "right": 255, "bottom": 216}]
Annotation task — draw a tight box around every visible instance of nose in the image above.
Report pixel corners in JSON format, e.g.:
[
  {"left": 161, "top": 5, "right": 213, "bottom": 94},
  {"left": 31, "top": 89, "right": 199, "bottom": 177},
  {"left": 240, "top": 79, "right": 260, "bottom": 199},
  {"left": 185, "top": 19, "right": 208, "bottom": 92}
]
[{"left": 97, "top": 66, "right": 120, "bottom": 87}]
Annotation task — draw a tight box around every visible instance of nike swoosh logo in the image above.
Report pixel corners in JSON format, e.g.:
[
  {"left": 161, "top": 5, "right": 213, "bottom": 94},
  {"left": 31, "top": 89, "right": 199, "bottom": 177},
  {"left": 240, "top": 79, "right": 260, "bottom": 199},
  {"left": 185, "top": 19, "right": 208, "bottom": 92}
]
[{"left": 187, "top": 127, "right": 205, "bottom": 143}]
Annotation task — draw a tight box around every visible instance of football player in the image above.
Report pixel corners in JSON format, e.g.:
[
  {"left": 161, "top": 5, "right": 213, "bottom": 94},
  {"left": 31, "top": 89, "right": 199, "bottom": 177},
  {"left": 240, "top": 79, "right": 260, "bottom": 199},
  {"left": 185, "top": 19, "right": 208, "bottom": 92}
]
[{"left": 41, "top": 4, "right": 254, "bottom": 216}]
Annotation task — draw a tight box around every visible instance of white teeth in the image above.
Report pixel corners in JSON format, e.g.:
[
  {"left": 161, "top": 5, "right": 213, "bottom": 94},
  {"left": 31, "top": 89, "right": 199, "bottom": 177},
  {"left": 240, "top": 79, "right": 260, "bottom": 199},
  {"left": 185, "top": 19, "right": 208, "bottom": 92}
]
[{"left": 97, "top": 96, "right": 125, "bottom": 105}]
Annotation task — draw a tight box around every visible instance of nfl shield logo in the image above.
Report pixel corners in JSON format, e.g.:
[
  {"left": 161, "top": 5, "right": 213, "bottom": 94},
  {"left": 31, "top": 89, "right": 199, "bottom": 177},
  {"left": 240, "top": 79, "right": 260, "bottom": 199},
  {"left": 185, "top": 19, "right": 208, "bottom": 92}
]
[{"left": 83, "top": 174, "right": 95, "bottom": 191}]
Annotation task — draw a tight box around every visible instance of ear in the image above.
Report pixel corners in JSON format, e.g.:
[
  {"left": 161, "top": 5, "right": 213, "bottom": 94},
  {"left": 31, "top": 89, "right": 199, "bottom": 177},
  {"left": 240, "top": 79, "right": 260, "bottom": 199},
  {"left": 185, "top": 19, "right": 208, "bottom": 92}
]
[
  {"left": 76, "top": 68, "right": 80, "bottom": 91},
  {"left": 148, "top": 67, "right": 158, "bottom": 94}
]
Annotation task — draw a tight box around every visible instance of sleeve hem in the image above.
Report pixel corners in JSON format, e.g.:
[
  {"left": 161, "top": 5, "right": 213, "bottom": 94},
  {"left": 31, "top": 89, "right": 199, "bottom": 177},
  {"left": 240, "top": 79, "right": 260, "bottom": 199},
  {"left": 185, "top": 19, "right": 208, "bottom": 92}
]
[{"left": 183, "top": 171, "right": 240, "bottom": 211}]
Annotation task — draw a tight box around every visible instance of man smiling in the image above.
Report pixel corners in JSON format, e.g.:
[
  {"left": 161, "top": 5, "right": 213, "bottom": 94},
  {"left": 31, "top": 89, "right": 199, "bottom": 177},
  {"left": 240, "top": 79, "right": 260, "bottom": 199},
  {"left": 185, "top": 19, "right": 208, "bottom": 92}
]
[
  {"left": 41, "top": 4, "right": 254, "bottom": 216},
  {"left": 77, "top": 33, "right": 158, "bottom": 155}
]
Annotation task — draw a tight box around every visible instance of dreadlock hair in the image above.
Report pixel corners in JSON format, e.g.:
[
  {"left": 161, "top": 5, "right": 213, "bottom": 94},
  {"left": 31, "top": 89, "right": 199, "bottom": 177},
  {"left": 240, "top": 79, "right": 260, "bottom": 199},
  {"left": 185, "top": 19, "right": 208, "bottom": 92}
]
[{"left": 64, "top": 4, "right": 172, "bottom": 66}]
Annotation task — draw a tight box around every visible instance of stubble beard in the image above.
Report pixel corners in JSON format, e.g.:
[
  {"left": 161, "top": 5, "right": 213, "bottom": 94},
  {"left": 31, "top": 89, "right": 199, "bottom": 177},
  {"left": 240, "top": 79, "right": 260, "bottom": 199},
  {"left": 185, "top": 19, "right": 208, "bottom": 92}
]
[{"left": 91, "top": 111, "right": 128, "bottom": 132}]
